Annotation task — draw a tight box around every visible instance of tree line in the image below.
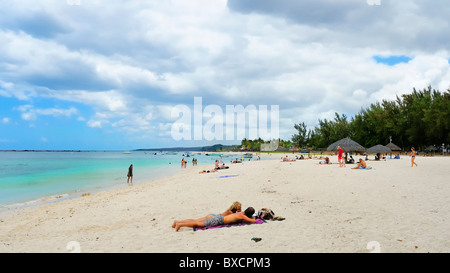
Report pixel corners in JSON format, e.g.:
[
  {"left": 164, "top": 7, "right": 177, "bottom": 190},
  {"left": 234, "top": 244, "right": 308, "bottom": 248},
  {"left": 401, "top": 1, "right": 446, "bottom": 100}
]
[{"left": 292, "top": 86, "right": 450, "bottom": 151}]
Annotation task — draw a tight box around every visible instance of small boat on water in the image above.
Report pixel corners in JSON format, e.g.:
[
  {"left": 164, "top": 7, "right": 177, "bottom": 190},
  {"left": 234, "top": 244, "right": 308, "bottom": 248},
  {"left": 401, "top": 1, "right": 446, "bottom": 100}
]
[{"left": 123, "top": 151, "right": 132, "bottom": 154}]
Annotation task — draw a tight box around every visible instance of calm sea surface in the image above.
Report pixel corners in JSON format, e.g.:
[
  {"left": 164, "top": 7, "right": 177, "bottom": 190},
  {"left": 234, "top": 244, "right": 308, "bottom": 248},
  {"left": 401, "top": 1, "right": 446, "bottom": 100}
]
[{"left": 0, "top": 151, "right": 238, "bottom": 209}]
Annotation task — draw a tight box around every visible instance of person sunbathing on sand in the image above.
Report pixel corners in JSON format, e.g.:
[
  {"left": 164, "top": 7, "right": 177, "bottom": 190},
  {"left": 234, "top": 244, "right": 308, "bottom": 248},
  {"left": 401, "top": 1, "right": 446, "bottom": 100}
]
[
  {"left": 199, "top": 168, "right": 218, "bottom": 173},
  {"left": 172, "top": 202, "right": 242, "bottom": 229},
  {"left": 223, "top": 201, "right": 242, "bottom": 216},
  {"left": 172, "top": 207, "right": 256, "bottom": 232},
  {"left": 352, "top": 158, "right": 367, "bottom": 169}
]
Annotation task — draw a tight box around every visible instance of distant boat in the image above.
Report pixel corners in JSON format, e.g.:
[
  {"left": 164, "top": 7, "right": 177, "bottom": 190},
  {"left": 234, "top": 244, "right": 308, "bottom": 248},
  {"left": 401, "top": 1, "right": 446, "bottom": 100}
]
[{"left": 123, "top": 151, "right": 132, "bottom": 154}]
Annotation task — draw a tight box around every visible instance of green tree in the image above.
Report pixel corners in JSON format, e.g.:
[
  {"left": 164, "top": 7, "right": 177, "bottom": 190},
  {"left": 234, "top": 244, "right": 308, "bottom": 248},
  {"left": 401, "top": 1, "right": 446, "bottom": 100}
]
[{"left": 292, "top": 122, "right": 308, "bottom": 148}]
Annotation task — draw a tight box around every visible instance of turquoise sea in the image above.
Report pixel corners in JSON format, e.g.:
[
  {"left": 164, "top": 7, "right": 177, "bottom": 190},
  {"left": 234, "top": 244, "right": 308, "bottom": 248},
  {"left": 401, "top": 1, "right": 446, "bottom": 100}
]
[{"left": 0, "top": 151, "right": 239, "bottom": 209}]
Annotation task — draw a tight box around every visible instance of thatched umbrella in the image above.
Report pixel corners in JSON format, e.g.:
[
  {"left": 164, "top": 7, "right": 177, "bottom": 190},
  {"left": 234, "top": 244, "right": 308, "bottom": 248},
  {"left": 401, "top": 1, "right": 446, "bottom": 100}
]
[
  {"left": 386, "top": 142, "right": 401, "bottom": 151},
  {"left": 327, "top": 137, "right": 366, "bottom": 153},
  {"left": 426, "top": 145, "right": 437, "bottom": 151},
  {"left": 367, "top": 144, "right": 392, "bottom": 154}
]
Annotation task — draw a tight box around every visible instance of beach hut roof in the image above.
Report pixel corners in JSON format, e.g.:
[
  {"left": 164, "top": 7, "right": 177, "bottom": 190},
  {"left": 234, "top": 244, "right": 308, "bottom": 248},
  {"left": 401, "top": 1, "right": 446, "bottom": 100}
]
[
  {"left": 367, "top": 144, "right": 392, "bottom": 154},
  {"left": 385, "top": 142, "right": 401, "bottom": 151},
  {"left": 327, "top": 137, "right": 366, "bottom": 153}
]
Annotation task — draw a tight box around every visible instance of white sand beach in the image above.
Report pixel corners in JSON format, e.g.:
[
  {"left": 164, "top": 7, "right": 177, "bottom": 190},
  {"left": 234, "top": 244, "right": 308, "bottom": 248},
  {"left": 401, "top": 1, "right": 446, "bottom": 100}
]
[{"left": 1, "top": 154, "right": 449, "bottom": 253}]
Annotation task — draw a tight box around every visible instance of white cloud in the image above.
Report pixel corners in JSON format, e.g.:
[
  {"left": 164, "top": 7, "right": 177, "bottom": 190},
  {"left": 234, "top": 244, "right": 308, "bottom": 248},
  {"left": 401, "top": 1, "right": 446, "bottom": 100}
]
[
  {"left": 1, "top": 1, "right": 449, "bottom": 144},
  {"left": 87, "top": 120, "right": 103, "bottom": 128},
  {"left": 2, "top": 117, "right": 11, "bottom": 124},
  {"left": 16, "top": 105, "right": 78, "bottom": 121}
]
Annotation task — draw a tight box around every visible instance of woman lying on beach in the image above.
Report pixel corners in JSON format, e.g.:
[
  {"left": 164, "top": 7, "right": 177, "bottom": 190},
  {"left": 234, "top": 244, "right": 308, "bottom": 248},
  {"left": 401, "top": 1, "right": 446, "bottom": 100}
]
[
  {"left": 172, "top": 202, "right": 242, "bottom": 230},
  {"left": 319, "top": 157, "right": 331, "bottom": 164},
  {"left": 172, "top": 206, "right": 256, "bottom": 232},
  {"left": 352, "top": 158, "right": 367, "bottom": 169},
  {"left": 223, "top": 201, "right": 242, "bottom": 216}
]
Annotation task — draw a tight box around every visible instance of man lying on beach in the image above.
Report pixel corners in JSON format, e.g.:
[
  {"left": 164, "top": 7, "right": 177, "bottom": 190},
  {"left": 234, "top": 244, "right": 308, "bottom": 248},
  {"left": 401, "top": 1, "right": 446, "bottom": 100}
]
[
  {"left": 352, "top": 158, "right": 367, "bottom": 169},
  {"left": 199, "top": 169, "right": 218, "bottom": 173},
  {"left": 172, "top": 207, "right": 256, "bottom": 232}
]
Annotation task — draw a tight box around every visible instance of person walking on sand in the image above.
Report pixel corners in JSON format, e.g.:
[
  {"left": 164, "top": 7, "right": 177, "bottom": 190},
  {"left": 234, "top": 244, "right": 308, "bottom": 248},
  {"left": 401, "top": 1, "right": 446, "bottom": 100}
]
[
  {"left": 338, "top": 146, "right": 344, "bottom": 167},
  {"left": 127, "top": 164, "right": 133, "bottom": 184},
  {"left": 410, "top": 147, "right": 418, "bottom": 167}
]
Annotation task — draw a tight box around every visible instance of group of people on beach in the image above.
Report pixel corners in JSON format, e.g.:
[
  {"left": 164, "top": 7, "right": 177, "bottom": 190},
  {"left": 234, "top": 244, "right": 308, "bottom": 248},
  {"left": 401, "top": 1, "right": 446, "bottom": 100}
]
[
  {"left": 171, "top": 201, "right": 258, "bottom": 232},
  {"left": 322, "top": 146, "right": 418, "bottom": 169},
  {"left": 199, "top": 159, "right": 230, "bottom": 173},
  {"left": 181, "top": 157, "right": 198, "bottom": 168},
  {"left": 127, "top": 146, "right": 418, "bottom": 185}
]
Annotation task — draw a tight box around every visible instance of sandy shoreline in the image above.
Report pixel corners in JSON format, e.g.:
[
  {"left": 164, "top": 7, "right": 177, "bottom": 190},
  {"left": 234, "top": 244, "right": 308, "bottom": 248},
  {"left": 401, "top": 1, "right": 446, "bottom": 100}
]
[{"left": 1, "top": 154, "right": 449, "bottom": 253}]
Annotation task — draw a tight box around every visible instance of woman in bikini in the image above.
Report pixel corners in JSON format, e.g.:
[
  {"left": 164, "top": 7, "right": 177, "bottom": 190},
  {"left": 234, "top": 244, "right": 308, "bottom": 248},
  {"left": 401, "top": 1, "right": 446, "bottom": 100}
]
[{"left": 410, "top": 147, "right": 418, "bottom": 167}]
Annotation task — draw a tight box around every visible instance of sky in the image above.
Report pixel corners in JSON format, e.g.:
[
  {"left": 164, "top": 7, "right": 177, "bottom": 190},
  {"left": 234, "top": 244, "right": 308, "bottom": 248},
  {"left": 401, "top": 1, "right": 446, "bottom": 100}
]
[{"left": 1, "top": 0, "right": 450, "bottom": 150}]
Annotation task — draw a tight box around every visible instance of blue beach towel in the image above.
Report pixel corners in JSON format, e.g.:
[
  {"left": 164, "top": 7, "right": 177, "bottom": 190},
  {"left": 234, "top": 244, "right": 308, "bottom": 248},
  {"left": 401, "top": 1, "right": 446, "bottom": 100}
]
[{"left": 219, "top": 175, "right": 239, "bottom": 178}]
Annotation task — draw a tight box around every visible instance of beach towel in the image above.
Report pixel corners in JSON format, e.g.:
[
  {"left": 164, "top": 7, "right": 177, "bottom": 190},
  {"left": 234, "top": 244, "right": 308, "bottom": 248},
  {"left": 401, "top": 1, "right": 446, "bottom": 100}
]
[
  {"left": 193, "top": 218, "right": 265, "bottom": 231},
  {"left": 219, "top": 175, "right": 238, "bottom": 178}
]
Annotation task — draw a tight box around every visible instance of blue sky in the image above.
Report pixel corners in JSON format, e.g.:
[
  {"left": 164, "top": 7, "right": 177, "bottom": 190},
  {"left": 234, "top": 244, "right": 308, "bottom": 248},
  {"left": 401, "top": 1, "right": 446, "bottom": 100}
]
[
  {"left": 1, "top": 0, "right": 450, "bottom": 150},
  {"left": 373, "top": 55, "right": 412, "bottom": 66}
]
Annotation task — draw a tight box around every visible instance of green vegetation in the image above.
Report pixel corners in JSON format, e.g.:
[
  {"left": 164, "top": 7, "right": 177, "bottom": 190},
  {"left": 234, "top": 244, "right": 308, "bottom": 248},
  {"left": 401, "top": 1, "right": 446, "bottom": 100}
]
[
  {"left": 242, "top": 86, "right": 449, "bottom": 152},
  {"left": 294, "top": 86, "right": 450, "bottom": 150}
]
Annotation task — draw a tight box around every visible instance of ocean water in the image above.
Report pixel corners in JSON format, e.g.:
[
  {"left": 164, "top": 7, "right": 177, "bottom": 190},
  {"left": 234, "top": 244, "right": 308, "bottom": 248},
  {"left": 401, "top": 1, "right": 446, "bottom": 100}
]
[{"left": 0, "top": 151, "right": 239, "bottom": 209}]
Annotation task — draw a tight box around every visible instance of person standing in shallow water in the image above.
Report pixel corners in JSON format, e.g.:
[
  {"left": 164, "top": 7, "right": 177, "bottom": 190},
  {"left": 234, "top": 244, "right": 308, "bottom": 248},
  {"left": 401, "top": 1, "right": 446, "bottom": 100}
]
[{"left": 127, "top": 164, "right": 133, "bottom": 184}]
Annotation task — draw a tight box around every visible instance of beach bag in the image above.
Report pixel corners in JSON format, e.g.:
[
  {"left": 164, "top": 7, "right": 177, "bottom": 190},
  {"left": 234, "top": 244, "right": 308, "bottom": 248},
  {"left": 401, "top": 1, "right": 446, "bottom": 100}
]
[{"left": 258, "top": 208, "right": 275, "bottom": 220}]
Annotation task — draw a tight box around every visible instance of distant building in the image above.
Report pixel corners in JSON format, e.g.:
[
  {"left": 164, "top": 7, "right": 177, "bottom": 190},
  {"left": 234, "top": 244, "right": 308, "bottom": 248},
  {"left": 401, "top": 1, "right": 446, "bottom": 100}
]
[{"left": 260, "top": 139, "right": 279, "bottom": 152}]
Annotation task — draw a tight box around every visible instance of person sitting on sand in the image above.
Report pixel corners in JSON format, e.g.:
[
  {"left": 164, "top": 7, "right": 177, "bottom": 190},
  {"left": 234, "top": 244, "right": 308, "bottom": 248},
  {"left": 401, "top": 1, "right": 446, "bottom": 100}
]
[
  {"left": 319, "top": 157, "right": 331, "bottom": 164},
  {"left": 352, "top": 158, "right": 367, "bottom": 169},
  {"left": 282, "top": 156, "right": 295, "bottom": 162},
  {"left": 172, "top": 207, "right": 256, "bottom": 232},
  {"left": 347, "top": 156, "right": 355, "bottom": 164},
  {"left": 216, "top": 163, "right": 229, "bottom": 169}
]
